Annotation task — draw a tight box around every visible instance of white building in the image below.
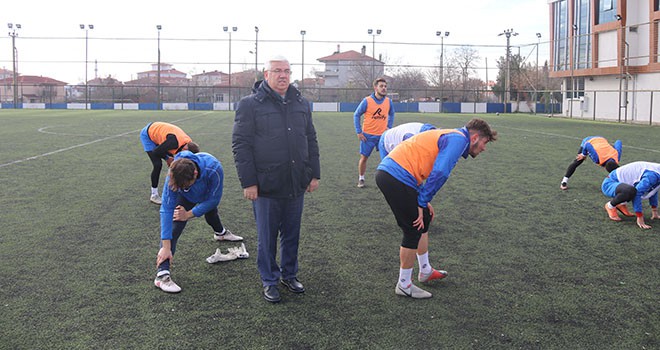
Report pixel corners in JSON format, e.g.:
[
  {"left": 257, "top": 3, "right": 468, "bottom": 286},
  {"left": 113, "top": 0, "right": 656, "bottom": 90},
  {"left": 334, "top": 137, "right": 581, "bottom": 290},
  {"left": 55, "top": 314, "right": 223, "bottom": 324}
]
[{"left": 549, "top": 0, "right": 660, "bottom": 124}]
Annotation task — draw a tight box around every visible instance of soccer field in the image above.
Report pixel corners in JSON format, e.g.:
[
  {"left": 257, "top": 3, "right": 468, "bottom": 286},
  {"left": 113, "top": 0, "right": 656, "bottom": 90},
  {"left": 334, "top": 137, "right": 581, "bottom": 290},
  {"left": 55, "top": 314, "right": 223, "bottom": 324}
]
[{"left": 0, "top": 109, "right": 658, "bottom": 349}]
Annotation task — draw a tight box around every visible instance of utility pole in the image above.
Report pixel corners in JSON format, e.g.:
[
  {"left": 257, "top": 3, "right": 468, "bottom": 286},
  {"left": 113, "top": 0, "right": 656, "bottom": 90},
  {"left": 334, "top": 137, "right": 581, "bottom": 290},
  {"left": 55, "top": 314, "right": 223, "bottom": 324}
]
[{"left": 498, "top": 29, "right": 518, "bottom": 113}]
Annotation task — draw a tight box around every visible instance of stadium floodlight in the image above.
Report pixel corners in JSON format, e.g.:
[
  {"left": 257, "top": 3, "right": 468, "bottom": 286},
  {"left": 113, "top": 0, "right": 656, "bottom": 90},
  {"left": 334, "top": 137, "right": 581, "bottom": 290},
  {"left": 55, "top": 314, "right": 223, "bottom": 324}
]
[
  {"left": 80, "top": 24, "right": 94, "bottom": 109},
  {"left": 224, "top": 25, "right": 238, "bottom": 110}
]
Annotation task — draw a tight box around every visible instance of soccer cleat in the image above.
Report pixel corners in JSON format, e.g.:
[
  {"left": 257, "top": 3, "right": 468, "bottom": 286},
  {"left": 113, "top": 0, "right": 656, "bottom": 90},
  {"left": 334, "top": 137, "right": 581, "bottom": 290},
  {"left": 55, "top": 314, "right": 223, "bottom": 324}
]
[
  {"left": 154, "top": 275, "right": 181, "bottom": 293},
  {"left": 357, "top": 179, "right": 365, "bottom": 188},
  {"left": 560, "top": 182, "right": 568, "bottom": 190},
  {"left": 214, "top": 229, "right": 243, "bottom": 242},
  {"left": 206, "top": 248, "right": 238, "bottom": 263},
  {"left": 616, "top": 203, "right": 634, "bottom": 217},
  {"left": 150, "top": 193, "right": 162, "bottom": 205},
  {"left": 419, "top": 268, "right": 448, "bottom": 283},
  {"left": 395, "top": 283, "right": 432, "bottom": 299},
  {"left": 604, "top": 203, "right": 622, "bottom": 221}
]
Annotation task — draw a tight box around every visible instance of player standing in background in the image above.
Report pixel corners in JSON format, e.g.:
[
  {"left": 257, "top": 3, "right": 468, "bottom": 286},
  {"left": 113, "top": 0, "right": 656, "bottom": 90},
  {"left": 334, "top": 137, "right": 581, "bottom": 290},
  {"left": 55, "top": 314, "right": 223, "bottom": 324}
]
[{"left": 354, "top": 78, "right": 395, "bottom": 188}]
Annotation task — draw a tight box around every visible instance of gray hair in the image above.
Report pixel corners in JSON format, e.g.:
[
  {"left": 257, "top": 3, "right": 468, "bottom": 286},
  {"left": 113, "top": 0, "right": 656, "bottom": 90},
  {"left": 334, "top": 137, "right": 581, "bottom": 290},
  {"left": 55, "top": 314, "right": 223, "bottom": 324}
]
[{"left": 264, "top": 55, "right": 289, "bottom": 71}]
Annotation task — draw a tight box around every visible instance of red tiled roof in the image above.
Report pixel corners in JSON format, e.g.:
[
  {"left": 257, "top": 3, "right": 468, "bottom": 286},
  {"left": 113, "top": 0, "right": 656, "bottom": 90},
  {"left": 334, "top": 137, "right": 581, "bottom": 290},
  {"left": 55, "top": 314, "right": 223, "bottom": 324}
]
[
  {"left": 317, "top": 50, "right": 377, "bottom": 62},
  {"left": 0, "top": 75, "right": 67, "bottom": 85}
]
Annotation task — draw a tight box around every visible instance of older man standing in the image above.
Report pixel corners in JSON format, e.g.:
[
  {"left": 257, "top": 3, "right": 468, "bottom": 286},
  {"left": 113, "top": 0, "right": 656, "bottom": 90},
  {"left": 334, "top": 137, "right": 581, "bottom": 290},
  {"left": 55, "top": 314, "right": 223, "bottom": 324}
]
[{"left": 232, "top": 55, "right": 321, "bottom": 303}]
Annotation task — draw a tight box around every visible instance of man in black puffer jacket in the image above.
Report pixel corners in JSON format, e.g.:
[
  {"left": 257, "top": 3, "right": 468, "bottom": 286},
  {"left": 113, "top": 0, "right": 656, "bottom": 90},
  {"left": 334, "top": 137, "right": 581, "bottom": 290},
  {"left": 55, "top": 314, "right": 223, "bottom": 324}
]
[{"left": 232, "top": 55, "right": 321, "bottom": 303}]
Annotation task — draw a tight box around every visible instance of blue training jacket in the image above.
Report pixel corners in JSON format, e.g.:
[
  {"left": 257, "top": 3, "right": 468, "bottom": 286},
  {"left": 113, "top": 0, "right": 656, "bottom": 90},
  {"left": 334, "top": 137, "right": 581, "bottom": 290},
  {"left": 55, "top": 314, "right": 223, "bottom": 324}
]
[{"left": 160, "top": 151, "right": 224, "bottom": 240}]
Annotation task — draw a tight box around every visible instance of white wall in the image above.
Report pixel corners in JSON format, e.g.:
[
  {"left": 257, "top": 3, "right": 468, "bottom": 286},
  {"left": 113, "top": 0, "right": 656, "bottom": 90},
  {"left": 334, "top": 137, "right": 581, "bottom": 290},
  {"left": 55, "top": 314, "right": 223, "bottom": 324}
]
[{"left": 598, "top": 30, "right": 618, "bottom": 68}]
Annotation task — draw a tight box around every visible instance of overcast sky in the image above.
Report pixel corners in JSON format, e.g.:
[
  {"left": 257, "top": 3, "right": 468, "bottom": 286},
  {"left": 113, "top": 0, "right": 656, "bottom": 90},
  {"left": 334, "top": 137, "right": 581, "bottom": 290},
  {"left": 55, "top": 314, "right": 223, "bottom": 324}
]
[{"left": 2, "top": 0, "right": 549, "bottom": 84}]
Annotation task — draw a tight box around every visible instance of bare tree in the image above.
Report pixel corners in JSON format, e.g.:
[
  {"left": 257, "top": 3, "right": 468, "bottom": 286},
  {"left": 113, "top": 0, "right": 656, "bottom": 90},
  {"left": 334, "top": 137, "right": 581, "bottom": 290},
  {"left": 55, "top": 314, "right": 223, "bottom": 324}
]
[{"left": 447, "top": 46, "right": 481, "bottom": 102}]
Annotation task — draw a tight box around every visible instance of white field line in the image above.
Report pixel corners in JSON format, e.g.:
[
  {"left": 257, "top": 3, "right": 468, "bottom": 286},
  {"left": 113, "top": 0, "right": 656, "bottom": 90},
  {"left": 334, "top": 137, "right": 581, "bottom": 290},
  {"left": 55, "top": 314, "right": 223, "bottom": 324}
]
[
  {"left": 498, "top": 125, "right": 660, "bottom": 154},
  {"left": 0, "top": 112, "right": 213, "bottom": 168}
]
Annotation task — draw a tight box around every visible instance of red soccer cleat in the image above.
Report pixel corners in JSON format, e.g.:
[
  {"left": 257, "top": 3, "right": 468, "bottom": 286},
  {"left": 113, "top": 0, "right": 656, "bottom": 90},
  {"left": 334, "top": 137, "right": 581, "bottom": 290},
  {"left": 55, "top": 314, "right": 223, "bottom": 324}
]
[
  {"left": 418, "top": 268, "right": 448, "bottom": 283},
  {"left": 616, "top": 203, "right": 634, "bottom": 217},
  {"left": 605, "top": 203, "right": 622, "bottom": 221}
]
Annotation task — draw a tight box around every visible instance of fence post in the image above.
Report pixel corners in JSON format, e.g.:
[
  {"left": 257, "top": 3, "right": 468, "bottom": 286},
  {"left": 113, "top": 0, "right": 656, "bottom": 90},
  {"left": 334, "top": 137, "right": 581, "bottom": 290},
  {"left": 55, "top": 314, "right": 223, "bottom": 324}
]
[{"left": 650, "top": 91, "right": 654, "bottom": 126}]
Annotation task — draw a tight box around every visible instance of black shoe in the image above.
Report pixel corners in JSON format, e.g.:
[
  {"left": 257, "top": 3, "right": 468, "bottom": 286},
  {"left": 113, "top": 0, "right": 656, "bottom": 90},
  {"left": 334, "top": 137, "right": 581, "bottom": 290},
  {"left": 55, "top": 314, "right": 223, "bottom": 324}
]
[
  {"left": 263, "top": 285, "right": 281, "bottom": 303},
  {"left": 281, "top": 278, "right": 305, "bottom": 293}
]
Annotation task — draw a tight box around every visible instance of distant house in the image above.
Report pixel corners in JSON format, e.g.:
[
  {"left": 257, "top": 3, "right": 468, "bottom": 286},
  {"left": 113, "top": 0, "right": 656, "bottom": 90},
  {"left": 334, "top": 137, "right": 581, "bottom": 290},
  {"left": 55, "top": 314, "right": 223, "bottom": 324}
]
[
  {"left": 124, "top": 63, "right": 190, "bottom": 103},
  {"left": 192, "top": 70, "right": 228, "bottom": 86},
  {"left": 0, "top": 75, "right": 67, "bottom": 103},
  {"left": 316, "top": 46, "right": 384, "bottom": 88},
  {"left": 0, "top": 68, "right": 12, "bottom": 80}
]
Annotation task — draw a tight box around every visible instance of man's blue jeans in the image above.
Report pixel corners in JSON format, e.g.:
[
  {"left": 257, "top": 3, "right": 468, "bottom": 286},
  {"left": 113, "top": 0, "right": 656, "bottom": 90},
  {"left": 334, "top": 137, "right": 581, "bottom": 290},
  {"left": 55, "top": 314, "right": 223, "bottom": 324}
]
[{"left": 252, "top": 195, "right": 304, "bottom": 287}]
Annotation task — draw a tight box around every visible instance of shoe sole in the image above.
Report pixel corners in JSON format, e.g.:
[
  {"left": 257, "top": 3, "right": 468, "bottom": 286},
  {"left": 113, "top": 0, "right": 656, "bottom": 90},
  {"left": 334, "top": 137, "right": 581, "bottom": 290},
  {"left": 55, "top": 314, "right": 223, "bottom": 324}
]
[{"left": 263, "top": 293, "right": 281, "bottom": 303}]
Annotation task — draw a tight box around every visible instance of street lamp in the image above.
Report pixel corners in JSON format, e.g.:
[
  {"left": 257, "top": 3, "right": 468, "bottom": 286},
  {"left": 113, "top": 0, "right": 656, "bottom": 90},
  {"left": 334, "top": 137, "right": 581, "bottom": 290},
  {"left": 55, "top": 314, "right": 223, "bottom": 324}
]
[
  {"left": 8, "top": 23, "right": 21, "bottom": 108},
  {"left": 300, "top": 30, "right": 306, "bottom": 91},
  {"left": 436, "top": 31, "right": 450, "bottom": 109},
  {"left": 223, "top": 26, "right": 237, "bottom": 110},
  {"left": 80, "top": 24, "right": 94, "bottom": 109},
  {"left": 156, "top": 25, "right": 162, "bottom": 110},
  {"left": 498, "top": 28, "right": 518, "bottom": 113},
  {"left": 367, "top": 29, "right": 381, "bottom": 83}
]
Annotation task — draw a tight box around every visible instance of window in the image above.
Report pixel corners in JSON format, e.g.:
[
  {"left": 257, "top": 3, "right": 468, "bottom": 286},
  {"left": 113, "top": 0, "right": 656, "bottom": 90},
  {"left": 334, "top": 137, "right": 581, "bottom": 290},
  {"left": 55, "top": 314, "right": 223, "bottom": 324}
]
[
  {"left": 575, "top": 0, "right": 592, "bottom": 69},
  {"left": 567, "top": 77, "right": 585, "bottom": 98},
  {"left": 597, "top": 0, "right": 617, "bottom": 24},
  {"left": 553, "top": 0, "right": 569, "bottom": 71}
]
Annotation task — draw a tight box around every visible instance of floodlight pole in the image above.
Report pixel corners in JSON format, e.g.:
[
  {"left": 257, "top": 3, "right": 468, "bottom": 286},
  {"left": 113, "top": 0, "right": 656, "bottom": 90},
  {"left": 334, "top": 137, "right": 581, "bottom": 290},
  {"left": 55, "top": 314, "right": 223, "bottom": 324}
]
[
  {"left": 535, "top": 32, "right": 541, "bottom": 114},
  {"left": 8, "top": 23, "right": 21, "bottom": 108},
  {"left": 368, "top": 29, "right": 381, "bottom": 83},
  {"left": 301, "top": 30, "right": 306, "bottom": 92},
  {"left": 157, "top": 25, "right": 162, "bottom": 110},
  {"left": 254, "top": 26, "right": 259, "bottom": 81},
  {"left": 436, "top": 31, "right": 450, "bottom": 109},
  {"left": 224, "top": 26, "right": 237, "bottom": 110},
  {"left": 80, "top": 24, "right": 94, "bottom": 109}
]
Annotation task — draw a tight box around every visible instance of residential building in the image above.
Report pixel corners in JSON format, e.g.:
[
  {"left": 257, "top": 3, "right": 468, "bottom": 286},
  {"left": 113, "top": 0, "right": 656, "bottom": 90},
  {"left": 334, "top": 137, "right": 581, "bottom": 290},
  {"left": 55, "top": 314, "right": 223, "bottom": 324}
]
[
  {"left": 0, "top": 75, "right": 67, "bottom": 104},
  {"left": 316, "top": 46, "right": 384, "bottom": 87},
  {"left": 549, "top": 0, "right": 660, "bottom": 123}
]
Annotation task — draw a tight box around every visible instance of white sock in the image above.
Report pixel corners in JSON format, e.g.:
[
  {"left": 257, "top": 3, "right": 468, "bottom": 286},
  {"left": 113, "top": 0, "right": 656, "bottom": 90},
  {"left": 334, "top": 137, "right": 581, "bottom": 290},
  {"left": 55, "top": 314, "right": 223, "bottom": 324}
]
[
  {"left": 562, "top": 177, "right": 569, "bottom": 183},
  {"left": 215, "top": 228, "right": 226, "bottom": 235},
  {"left": 359, "top": 175, "right": 365, "bottom": 181},
  {"left": 398, "top": 268, "right": 413, "bottom": 288},
  {"left": 607, "top": 202, "right": 615, "bottom": 209},
  {"left": 151, "top": 187, "right": 159, "bottom": 195},
  {"left": 417, "top": 252, "right": 432, "bottom": 275}
]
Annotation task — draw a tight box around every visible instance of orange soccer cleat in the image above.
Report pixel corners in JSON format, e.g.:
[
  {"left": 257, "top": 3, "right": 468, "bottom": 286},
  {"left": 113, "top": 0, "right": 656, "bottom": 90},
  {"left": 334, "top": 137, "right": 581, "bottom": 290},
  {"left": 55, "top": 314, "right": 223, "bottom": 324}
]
[
  {"left": 605, "top": 203, "right": 622, "bottom": 221},
  {"left": 616, "top": 203, "right": 634, "bottom": 217}
]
